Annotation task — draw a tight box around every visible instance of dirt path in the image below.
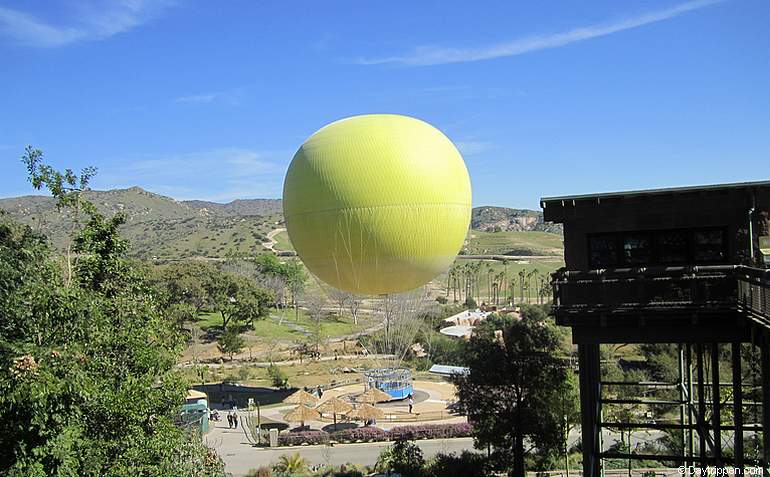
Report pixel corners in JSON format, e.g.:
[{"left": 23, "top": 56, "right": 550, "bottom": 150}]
[{"left": 261, "top": 228, "right": 286, "bottom": 253}]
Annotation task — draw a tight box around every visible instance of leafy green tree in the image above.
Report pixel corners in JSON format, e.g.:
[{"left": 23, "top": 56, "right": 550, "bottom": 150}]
[
  {"left": 551, "top": 370, "right": 581, "bottom": 477},
  {"left": 267, "top": 363, "right": 289, "bottom": 388},
  {"left": 424, "top": 451, "right": 488, "bottom": 477},
  {"left": 452, "top": 306, "right": 570, "bottom": 477},
  {"left": 376, "top": 437, "right": 425, "bottom": 477},
  {"left": 284, "top": 260, "right": 307, "bottom": 322},
  {"left": 207, "top": 272, "right": 272, "bottom": 330},
  {"left": 0, "top": 152, "right": 223, "bottom": 476},
  {"left": 153, "top": 261, "right": 218, "bottom": 315},
  {"left": 217, "top": 326, "right": 245, "bottom": 361}
]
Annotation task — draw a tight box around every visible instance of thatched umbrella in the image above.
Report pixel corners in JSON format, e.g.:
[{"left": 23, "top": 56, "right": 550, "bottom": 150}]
[
  {"left": 283, "top": 404, "right": 321, "bottom": 429},
  {"left": 284, "top": 389, "right": 319, "bottom": 407},
  {"left": 317, "top": 397, "right": 353, "bottom": 430},
  {"left": 359, "top": 387, "right": 391, "bottom": 404},
  {"left": 347, "top": 403, "right": 385, "bottom": 426}
]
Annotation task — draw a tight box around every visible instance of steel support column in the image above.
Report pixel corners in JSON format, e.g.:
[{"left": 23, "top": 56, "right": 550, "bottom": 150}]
[
  {"left": 697, "top": 344, "right": 707, "bottom": 466},
  {"left": 761, "top": 339, "right": 770, "bottom": 477},
  {"left": 579, "top": 343, "right": 603, "bottom": 477},
  {"left": 733, "top": 342, "right": 744, "bottom": 470},
  {"left": 712, "top": 343, "right": 723, "bottom": 467}
]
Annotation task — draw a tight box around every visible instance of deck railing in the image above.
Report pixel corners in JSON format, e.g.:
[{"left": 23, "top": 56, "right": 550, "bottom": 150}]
[{"left": 552, "top": 265, "right": 770, "bottom": 322}]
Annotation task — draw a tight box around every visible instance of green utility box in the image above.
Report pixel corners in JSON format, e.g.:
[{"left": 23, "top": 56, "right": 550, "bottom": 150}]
[{"left": 760, "top": 236, "right": 770, "bottom": 266}]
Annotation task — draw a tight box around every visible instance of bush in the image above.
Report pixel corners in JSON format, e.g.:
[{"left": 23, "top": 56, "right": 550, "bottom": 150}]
[
  {"left": 268, "top": 363, "right": 288, "bottom": 389},
  {"left": 245, "top": 466, "right": 273, "bottom": 477},
  {"left": 425, "top": 451, "right": 488, "bottom": 477},
  {"left": 331, "top": 427, "right": 387, "bottom": 442},
  {"left": 389, "top": 423, "right": 473, "bottom": 441},
  {"left": 376, "top": 437, "right": 425, "bottom": 477},
  {"left": 277, "top": 430, "right": 329, "bottom": 446}
]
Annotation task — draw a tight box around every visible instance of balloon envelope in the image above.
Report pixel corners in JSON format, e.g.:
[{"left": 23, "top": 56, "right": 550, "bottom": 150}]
[{"left": 282, "top": 114, "right": 472, "bottom": 295}]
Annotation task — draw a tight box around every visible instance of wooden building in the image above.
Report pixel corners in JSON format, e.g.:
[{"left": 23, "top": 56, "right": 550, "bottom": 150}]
[{"left": 541, "top": 181, "right": 770, "bottom": 476}]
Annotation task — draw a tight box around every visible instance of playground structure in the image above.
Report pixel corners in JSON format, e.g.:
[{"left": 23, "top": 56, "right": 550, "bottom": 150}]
[{"left": 363, "top": 367, "right": 413, "bottom": 401}]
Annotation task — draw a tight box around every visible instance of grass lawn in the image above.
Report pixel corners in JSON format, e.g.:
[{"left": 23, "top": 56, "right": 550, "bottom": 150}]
[
  {"left": 465, "top": 230, "right": 563, "bottom": 256},
  {"left": 196, "top": 308, "right": 377, "bottom": 342},
  {"left": 273, "top": 230, "right": 294, "bottom": 252},
  {"left": 271, "top": 307, "right": 377, "bottom": 338},
  {"left": 182, "top": 357, "right": 379, "bottom": 392}
]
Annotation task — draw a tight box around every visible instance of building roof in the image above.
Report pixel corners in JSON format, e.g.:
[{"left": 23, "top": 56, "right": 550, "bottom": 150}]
[
  {"left": 540, "top": 180, "right": 770, "bottom": 207},
  {"left": 428, "top": 364, "right": 470, "bottom": 376},
  {"left": 439, "top": 325, "right": 474, "bottom": 338}
]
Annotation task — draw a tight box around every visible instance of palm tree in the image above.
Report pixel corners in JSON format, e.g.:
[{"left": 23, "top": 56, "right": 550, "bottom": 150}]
[
  {"left": 273, "top": 453, "right": 309, "bottom": 474},
  {"left": 527, "top": 269, "right": 540, "bottom": 304},
  {"left": 518, "top": 269, "right": 527, "bottom": 305},
  {"left": 486, "top": 263, "right": 494, "bottom": 304}
]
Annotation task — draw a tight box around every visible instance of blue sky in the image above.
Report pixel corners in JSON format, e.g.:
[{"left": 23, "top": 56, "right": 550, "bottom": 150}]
[{"left": 1, "top": 0, "right": 768, "bottom": 209}]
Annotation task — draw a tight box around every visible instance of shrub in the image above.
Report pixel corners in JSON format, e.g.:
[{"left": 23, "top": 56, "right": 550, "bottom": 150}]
[
  {"left": 376, "top": 438, "right": 424, "bottom": 477},
  {"left": 277, "top": 430, "right": 329, "bottom": 446},
  {"left": 245, "top": 466, "right": 273, "bottom": 477},
  {"left": 425, "top": 451, "right": 488, "bottom": 477},
  {"left": 388, "top": 423, "right": 473, "bottom": 441},
  {"left": 268, "top": 363, "right": 288, "bottom": 389},
  {"left": 331, "top": 427, "right": 387, "bottom": 442}
]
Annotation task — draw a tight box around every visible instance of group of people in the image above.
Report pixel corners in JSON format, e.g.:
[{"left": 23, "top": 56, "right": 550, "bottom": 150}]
[
  {"left": 208, "top": 408, "right": 239, "bottom": 429},
  {"left": 226, "top": 410, "right": 239, "bottom": 429}
]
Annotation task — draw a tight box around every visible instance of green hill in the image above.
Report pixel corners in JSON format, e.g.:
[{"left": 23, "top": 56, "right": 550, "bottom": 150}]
[
  {"left": 0, "top": 187, "right": 563, "bottom": 260},
  {"left": 0, "top": 187, "right": 282, "bottom": 260}
]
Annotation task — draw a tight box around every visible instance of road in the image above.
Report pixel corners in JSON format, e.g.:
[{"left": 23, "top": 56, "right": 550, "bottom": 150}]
[
  {"left": 209, "top": 413, "right": 666, "bottom": 477},
  {"left": 261, "top": 228, "right": 286, "bottom": 253},
  {"left": 209, "top": 419, "right": 475, "bottom": 476}
]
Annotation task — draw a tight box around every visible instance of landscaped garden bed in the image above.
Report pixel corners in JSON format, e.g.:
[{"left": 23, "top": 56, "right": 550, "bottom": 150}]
[{"left": 275, "top": 423, "right": 472, "bottom": 446}]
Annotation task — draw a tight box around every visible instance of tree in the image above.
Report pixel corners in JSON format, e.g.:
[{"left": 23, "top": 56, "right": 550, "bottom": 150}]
[
  {"left": 1, "top": 152, "right": 223, "bottom": 476},
  {"left": 551, "top": 370, "right": 580, "bottom": 477},
  {"left": 152, "top": 261, "right": 217, "bottom": 315},
  {"left": 376, "top": 437, "right": 425, "bottom": 477},
  {"left": 328, "top": 287, "right": 350, "bottom": 317},
  {"left": 284, "top": 260, "right": 307, "bottom": 323},
  {"left": 207, "top": 272, "right": 272, "bottom": 330},
  {"left": 217, "top": 326, "right": 245, "bottom": 361},
  {"left": 21, "top": 146, "right": 96, "bottom": 286},
  {"left": 452, "top": 306, "right": 570, "bottom": 477},
  {"left": 346, "top": 292, "right": 364, "bottom": 325}
]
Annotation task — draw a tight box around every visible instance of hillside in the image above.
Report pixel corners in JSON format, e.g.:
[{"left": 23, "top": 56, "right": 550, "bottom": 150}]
[
  {"left": 0, "top": 187, "right": 562, "bottom": 259},
  {"left": 0, "top": 187, "right": 283, "bottom": 260},
  {"left": 471, "top": 206, "right": 562, "bottom": 234}
]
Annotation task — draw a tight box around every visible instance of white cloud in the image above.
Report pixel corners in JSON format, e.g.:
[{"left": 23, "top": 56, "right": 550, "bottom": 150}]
[
  {"left": 455, "top": 141, "right": 496, "bottom": 156},
  {"left": 127, "top": 148, "right": 285, "bottom": 178},
  {"left": 174, "top": 89, "right": 244, "bottom": 106},
  {"left": 357, "top": 0, "right": 724, "bottom": 66},
  {"left": 0, "top": 1, "right": 174, "bottom": 48},
  {"left": 95, "top": 147, "right": 290, "bottom": 202},
  {"left": 175, "top": 93, "right": 219, "bottom": 104}
]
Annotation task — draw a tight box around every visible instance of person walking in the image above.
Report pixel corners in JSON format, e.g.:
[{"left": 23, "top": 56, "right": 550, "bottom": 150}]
[
  {"left": 232, "top": 412, "right": 239, "bottom": 429},
  {"left": 408, "top": 395, "right": 414, "bottom": 414},
  {"left": 227, "top": 412, "right": 233, "bottom": 429}
]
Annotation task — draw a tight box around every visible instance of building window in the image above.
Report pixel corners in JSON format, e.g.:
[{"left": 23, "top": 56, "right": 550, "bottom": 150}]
[
  {"left": 589, "top": 234, "right": 618, "bottom": 268},
  {"left": 588, "top": 227, "right": 728, "bottom": 268},
  {"left": 654, "top": 230, "right": 689, "bottom": 264},
  {"left": 623, "top": 233, "right": 651, "bottom": 265},
  {"left": 694, "top": 229, "right": 726, "bottom": 262}
]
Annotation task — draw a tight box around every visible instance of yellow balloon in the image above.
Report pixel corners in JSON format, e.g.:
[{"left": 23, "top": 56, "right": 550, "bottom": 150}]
[{"left": 282, "top": 114, "right": 472, "bottom": 294}]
